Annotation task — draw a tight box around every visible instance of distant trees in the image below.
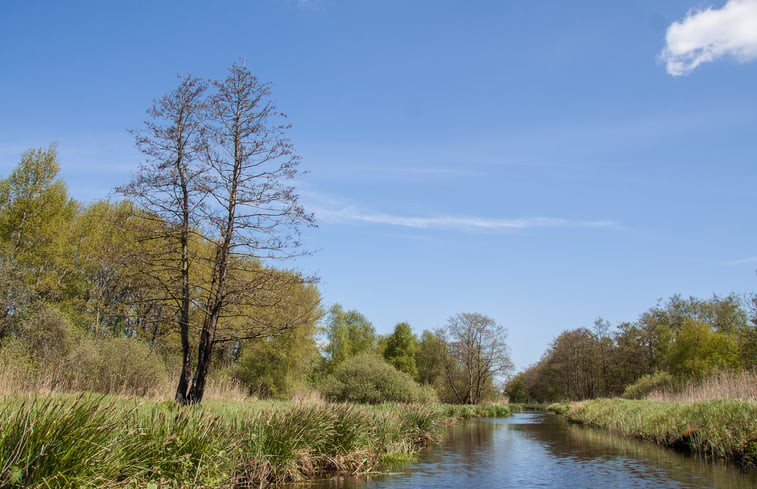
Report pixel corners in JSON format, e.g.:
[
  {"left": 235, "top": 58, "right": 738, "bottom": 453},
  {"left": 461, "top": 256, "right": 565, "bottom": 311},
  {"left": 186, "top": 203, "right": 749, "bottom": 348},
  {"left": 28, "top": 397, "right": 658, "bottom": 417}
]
[
  {"left": 119, "top": 63, "right": 315, "bottom": 404},
  {"left": 511, "top": 294, "right": 757, "bottom": 403},
  {"left": 319, "top": 307, "right": 511, "bottom": 405}
]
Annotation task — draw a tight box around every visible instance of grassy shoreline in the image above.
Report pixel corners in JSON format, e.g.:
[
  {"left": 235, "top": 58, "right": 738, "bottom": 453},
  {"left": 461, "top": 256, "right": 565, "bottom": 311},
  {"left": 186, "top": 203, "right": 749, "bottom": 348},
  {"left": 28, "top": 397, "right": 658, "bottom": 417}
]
[
  {"left": 0, "top": 393, "right": 511, "bottom": 488},
  {"left": 548, "top": 398, "right": 757, "bottom": 469}
]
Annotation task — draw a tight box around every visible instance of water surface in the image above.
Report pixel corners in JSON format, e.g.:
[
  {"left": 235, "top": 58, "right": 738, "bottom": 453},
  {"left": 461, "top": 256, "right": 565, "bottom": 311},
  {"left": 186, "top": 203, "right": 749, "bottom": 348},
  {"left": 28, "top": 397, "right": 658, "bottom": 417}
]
[{"left": 299, "top": 411, "right": 757, "bottom": 489}]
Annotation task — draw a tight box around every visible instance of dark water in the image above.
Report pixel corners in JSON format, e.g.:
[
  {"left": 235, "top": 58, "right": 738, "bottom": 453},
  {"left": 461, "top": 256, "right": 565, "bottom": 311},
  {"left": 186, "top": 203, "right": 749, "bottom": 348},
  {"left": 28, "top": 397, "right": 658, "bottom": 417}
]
[{"left": 298, "top": 411, "right": 757, "bottom": 489}]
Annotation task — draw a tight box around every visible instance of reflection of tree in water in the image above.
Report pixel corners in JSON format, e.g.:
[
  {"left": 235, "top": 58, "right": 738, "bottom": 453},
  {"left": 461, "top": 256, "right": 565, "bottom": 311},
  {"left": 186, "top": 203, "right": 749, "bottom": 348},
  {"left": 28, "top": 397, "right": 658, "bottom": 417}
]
[
  {"left": 511, "top": 412, "right": 757, "bottom": 489},
  {"left": 439, "top": 418, "right": 501, "bottom": 457}
]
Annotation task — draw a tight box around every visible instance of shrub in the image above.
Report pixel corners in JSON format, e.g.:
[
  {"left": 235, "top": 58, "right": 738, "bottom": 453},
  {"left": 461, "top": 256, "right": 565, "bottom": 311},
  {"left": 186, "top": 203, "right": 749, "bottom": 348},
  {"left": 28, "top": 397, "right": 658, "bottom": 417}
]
[
  {"left": 321, "top": 353, "right": 438, "bottom": 404},
  {"left": 57, "top": 337, "right": 169, "bottom": 396},
  {"left": 18, "top": 303, "right": 75, "bottom": 364},
  {"left": 622, "top": 371, "right": 675, "bottom": 399},
  {"left": 93, "top": 337, "right": 170, "bottom": 396}
]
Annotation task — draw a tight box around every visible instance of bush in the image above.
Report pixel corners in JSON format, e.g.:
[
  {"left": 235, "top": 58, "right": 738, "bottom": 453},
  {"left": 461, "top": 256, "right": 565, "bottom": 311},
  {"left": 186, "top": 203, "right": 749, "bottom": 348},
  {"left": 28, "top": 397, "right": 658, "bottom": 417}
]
[
  {"left": 622, "top": 371, "right": 675, "bottom": 399},
  {"left": 321, "top": 354, "right": 438, "bottom": 404},
  {"left": 18, "top": 303, "right": 75, "bottom": 364},
  {"left": 53, "top": 337, "right": 169, "bottom": 396},
  {"left": 92, "top": 337, "right": 170, "bottom": 396}
]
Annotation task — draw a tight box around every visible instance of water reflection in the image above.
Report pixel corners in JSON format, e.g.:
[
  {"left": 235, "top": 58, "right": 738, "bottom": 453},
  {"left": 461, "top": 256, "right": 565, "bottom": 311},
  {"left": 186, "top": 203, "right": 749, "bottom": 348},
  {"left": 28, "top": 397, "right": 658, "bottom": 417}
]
[
  {"left": 291, "top": 412, "right": 757, "bottom": 489},
  {"left": 511, "top": 412, "right": 757, "bottom": 488}
]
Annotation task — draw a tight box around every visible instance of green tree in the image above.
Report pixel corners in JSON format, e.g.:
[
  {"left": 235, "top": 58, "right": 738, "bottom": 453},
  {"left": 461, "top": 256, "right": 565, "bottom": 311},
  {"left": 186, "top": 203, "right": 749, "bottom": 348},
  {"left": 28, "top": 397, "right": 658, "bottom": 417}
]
[
  {"left": 664, "top": 319, "right": 739, "bottom": 376},
  {"left": 323, "top": 304, "right": 377, "bottom": 369},
  {"left": 0, "top": 253, "right": 31, "bottom": 340},
  {"left": 232, "top": 283, "right": 322, "bottom": 398},
  {"left": 504, "top": 372, "right": 528, "bottom": 403},
  {"left": 416, "top": 329, "right": 445, "bottom": 386},
  {"left": 383, "top": 322, "right": 419, "bottom": 377},
  {"left": 0, "top": 145, "right": 77, "bottom": 301},
  {"left": 612, "top": 321, "right": 655, "bottom": 388},
  {"left": 66, "top": 200, "right": 165, "bottom": 339}
]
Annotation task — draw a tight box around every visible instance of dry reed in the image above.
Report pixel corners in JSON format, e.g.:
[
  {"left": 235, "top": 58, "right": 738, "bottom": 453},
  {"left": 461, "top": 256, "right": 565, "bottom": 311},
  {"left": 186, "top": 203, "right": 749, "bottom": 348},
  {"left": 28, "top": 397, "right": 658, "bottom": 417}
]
[
  {"left": 647, "top": 370, "right": 757, "bottom": 402},
  {"left": 0, "top": 360, "right": 250, "bottom": 402}
]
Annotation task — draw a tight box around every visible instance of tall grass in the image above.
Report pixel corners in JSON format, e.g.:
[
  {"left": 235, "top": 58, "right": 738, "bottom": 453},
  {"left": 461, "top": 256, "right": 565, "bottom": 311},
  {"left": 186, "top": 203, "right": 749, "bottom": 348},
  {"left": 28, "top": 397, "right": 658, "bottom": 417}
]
[
  {"left": 558, "top": 398, "right": 757, "bottom": 468},
  {"left": 0, "top": 394, "right": 510, "bottom": 488},
  {"left": 646, "top": 370, "right": 757, "bottom": 402}
]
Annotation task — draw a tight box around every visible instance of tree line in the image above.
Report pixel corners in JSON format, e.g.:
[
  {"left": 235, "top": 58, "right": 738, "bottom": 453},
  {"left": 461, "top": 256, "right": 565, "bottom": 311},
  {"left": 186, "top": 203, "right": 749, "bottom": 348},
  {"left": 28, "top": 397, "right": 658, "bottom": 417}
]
[
  {"left": 0, "top": 63, "right": 512, "bottom": 405},
  {"left": 506, "top": 294, "right": 757, "bottom": 403}
]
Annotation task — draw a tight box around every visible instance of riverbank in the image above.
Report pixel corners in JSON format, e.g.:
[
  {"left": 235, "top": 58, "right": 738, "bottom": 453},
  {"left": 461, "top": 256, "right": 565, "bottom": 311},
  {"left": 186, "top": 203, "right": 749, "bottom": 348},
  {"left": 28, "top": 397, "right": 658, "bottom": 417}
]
[
  {"left": 548, "top": 398, "right": 757, "bottom": 468},
  {"left": 0, "top": 393, "right": 511, "bottom": 488}
]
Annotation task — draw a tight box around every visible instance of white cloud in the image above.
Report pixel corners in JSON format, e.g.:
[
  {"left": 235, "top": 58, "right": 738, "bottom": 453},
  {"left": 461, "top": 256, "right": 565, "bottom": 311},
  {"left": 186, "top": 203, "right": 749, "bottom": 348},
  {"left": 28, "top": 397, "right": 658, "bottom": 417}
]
[
  {"left": 312, "top": 206, "right": 618, "bottom": 232},
  {"left": 300, "top": 191, "right": 620, "bottom": 232},
  {"left": 725, "top": 256, "right": 757, "bottom": 265},
  {"left": 285, "top": 0, "right": 320, "bottom": 10},
  {"left": 660, "top": 0, "right": 757, "bottom": 76}
]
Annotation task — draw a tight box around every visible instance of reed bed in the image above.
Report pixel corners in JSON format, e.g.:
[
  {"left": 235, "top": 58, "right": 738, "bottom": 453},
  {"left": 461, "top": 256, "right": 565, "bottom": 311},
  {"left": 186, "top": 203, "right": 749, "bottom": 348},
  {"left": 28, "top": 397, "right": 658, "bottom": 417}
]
[
  {"left": 557, "top": 398, "right": 757, "bottom": 468},
  {"left": 0, "top": 359, "right": 250, "bottom": 402},
  {"left": 0, "top": 393, "right": 511, "bottom": 488},
  {"left": 646, "top": 370, "right": 757, "bottom": 402}
]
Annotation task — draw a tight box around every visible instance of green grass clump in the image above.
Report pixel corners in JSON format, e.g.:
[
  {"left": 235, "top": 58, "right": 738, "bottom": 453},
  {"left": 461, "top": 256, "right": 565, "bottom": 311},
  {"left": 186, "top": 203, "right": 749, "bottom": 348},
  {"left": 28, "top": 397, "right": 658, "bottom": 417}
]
[
  {"left": 562, "top": 398, "right": 757, "bottom": 467},
  {"left": 0, "top": 394, "right": 123, "bottom": 487},
  {"left": 0, "top": 394, "right": 240, "bottom": 488}
]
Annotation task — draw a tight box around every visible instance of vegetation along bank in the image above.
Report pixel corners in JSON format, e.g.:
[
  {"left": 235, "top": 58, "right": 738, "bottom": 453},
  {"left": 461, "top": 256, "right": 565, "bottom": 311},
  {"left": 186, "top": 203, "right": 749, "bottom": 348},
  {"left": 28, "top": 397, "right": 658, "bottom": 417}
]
[
  {"left": 0, "top": 393, "right": 512, "bottom": 488},
  {"left": 548, "top": 398, "right": 757, "bottom": 468}
]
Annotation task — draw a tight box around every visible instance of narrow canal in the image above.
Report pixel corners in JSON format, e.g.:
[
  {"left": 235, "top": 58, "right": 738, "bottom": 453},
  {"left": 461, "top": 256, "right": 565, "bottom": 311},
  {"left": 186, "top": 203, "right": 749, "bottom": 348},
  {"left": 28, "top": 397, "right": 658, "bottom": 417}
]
[{"left": 301, "top": 411, "right": 757, "bottom": 489}]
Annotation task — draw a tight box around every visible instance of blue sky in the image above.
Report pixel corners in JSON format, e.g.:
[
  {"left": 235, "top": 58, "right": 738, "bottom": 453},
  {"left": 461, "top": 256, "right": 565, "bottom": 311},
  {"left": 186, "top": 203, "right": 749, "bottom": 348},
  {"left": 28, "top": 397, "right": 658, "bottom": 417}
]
[{"left": 2, "top": 0, "right": 756, "bottom": 370}]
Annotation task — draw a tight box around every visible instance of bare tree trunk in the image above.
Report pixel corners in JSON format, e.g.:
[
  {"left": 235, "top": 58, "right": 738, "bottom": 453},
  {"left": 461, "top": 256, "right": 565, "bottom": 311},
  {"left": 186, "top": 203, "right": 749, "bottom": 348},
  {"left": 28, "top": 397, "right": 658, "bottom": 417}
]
[
  {"left": 175, "top": 130, "right": 195, "bottom": 404},
  {"left": 187, "top": 110, "right": 241, "bottom": 404}
]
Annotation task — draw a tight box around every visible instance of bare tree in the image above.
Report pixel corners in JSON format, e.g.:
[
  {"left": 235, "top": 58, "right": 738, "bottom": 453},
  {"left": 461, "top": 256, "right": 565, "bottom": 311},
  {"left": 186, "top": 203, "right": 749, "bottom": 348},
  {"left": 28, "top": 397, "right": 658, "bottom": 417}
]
[
  {"left": 119, "top": 64, "right": 315, "bottom": 404},
  {"left": 117, "top": 74, "right": 207, "bottom": 403},
  {"left": 437, "top": 313, "right": 512, "bottom": 404}
]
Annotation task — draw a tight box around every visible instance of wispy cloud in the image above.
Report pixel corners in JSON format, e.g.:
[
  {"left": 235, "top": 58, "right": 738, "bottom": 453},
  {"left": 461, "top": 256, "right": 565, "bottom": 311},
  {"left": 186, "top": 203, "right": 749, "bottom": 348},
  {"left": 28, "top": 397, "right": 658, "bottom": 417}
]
[
  {"left": 283, "top": 0, "right": 321, "bottom": 10},
  {"left": 318, "top": 209, "right": 618, "bottom": 231},
  {"left": 725, "top": 256, "right": 757, "bottom": 265},
  {"left": 304, "top": 194, "right": 620, "bottom": 232},
  {"left": 660, "top": 0, "right": 757, "bottom": 76}
]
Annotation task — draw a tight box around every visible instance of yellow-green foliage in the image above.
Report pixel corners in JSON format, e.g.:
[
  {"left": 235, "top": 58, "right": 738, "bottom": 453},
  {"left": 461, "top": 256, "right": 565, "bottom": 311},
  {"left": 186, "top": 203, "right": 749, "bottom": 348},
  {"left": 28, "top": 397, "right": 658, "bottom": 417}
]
[
  {"left": 622, "top": 371, "right": 675, "bottom": 399},
  {"left": 321, "top": 353, "right": 438, "bottom": 404},
  {"left": 563, "top": 398, "right": 757, "bottom": 465}
]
